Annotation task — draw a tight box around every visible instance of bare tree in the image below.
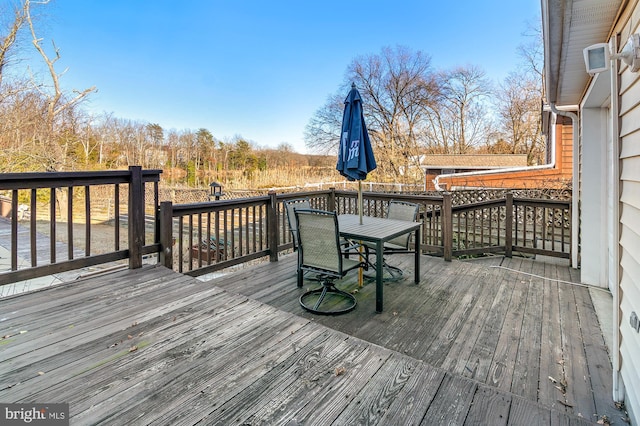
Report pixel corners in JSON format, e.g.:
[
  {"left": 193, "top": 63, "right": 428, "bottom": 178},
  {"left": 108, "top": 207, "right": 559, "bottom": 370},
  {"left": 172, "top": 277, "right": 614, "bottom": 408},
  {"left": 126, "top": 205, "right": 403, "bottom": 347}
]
[
  {"left": 24, "top": 0, "right": 96, "bottom": 170},
  {"left": 0, "top": 0, "right": 27, "bottom": 90},
  {"left": 432, "top": 65, "right": 494, "bottom": 154},
  {"left": 492, "top": 16, "right": 545, "bottom": 165},
  {"left": 494, "top": 71, "right": 542, "bottom": 162},
  {"left": 303, "top": 93, "right": 343, "bottom": 154},
  {"left": 0, "top": 0, "right": 97, "bottom": 171},
  {"left": 305, "top": 45, "right": 439, "bottom": 183}
]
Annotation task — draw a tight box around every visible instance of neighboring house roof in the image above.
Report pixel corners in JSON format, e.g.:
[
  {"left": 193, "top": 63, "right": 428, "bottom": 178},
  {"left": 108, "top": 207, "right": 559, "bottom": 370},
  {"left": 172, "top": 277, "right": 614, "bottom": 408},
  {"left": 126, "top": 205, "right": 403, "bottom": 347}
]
[
  {"left": 542, "top": 0, "right": 622, "bottom": 106},
  {"left": 421, "top": 154, "right": 528, "bottom": 170}
]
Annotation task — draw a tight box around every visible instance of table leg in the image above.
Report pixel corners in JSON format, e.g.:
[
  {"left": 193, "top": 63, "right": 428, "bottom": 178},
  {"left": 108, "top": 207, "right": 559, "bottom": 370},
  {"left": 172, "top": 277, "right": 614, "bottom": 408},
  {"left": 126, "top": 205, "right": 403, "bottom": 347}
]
[
  {"left": 414, "top": 228, "right": 420, "bottom": 284},
  {"left": 376, "top": 240, "right": 383, "bottom": 313}
]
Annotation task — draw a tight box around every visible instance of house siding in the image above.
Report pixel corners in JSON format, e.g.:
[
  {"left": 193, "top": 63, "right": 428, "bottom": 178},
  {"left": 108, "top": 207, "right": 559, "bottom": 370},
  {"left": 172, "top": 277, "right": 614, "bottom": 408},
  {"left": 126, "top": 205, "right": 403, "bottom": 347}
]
[
  {"left": 433, "top": 122, "right": 572, "bottom": 190},
  {"left": 616, "top": 10, "right": 640, "bottom": 423},
  {"left": 560, "top": 122, "right": 574, "bottom": 172}
]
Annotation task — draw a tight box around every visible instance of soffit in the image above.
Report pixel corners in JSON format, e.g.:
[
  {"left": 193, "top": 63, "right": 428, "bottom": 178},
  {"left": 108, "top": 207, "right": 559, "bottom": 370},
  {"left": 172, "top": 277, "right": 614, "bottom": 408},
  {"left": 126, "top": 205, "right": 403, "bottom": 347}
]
[{"left": 542, "top": 0, "right": 622, "bottom": 106}]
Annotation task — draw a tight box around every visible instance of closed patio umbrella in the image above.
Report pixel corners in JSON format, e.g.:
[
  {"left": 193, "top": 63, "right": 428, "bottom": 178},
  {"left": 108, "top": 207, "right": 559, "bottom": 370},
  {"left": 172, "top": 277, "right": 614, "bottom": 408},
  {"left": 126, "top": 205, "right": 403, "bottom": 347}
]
[{"left": 336, "top": 83, "right": 377, "bottom": 225}]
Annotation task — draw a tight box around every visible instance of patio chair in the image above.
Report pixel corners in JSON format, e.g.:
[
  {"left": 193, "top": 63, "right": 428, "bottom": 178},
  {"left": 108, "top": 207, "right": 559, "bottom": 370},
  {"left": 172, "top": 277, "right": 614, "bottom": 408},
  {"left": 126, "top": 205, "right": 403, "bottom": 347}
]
[
  {"left": 285, "top": 198, "right": 315, "bottom": 284},
  {"left": 285, "top": 198, "right": 353, "bottom": 285},
  {"left": 284, "top": 197, "right": 311, "bottom": 252},
  {"left": 295, "top": 208, "right": 364, "bottom": 315},
  {"left": 364, "top": 200, "right": 420, "bottom": 281}
]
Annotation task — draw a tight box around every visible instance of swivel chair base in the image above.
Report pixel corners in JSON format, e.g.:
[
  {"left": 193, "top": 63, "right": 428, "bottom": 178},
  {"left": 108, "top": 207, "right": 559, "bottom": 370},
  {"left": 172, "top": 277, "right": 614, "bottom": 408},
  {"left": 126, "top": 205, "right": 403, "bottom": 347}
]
[
  {"left": 379, "top": 261, "right": 404, "bottom": 282},
  {"left": 299, "top": 278, "right": 356, "bottom": 315}
]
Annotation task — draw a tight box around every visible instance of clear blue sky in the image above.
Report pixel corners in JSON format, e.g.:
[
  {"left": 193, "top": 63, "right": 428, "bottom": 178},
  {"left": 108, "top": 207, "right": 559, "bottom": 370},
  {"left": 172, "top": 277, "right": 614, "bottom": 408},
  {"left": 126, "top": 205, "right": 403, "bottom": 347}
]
[{"left": 39, "top": 0, "right": 540, "bottom": 154}]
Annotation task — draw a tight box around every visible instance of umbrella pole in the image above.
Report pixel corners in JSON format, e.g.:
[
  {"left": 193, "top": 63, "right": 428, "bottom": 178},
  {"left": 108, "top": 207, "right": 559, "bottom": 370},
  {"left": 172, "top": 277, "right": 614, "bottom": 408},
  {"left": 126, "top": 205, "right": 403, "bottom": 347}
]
[
  {"left": 358, "top": 180, "right": 364, "bottom": 287},
  {"left": 358, "top": 180, "right": 363, "bottom": 225}
]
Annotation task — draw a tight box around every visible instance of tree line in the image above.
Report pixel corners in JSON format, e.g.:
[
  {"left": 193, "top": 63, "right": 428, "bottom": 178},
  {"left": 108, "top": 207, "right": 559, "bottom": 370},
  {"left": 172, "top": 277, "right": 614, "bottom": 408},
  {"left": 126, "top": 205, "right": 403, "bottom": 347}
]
[
  {"left": 1, "top": 1, "right": 544, "bottom": 188},
  {"left": 0, "top": 1, "right": 335, "bottom": 186},
  {"left": 304, "top": 40, "right": 545, "bottom": 184}
]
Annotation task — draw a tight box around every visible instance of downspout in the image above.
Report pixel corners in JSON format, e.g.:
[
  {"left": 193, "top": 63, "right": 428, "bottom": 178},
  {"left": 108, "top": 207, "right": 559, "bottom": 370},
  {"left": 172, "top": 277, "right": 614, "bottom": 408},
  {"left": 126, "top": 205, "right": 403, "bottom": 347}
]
[
  {"left": 609, "top": 36, "right": 624, "bottom": 403},
  {"left": 432, "top": 108, "right": 566, "bottom": 192},
  {"left": 432, "top": 136, "right": 557, "bottom": 192},
  {"left": 432, "top": 108, "right": 578, "bottom": 269},
  {"left": 549, "top": 103, "right": 579, "bottom": 270}
]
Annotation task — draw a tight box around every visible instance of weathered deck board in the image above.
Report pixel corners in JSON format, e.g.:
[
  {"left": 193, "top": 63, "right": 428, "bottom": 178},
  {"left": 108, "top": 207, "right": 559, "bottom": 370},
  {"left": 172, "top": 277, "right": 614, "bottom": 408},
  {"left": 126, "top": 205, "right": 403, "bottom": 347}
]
[
  {"left": 511, "top": 258, "right": 543, "bottom": 400},
  {"left": 465, "top": 385, "right": 511, "bottom": 426},
  {"left": 212, "top": 253, "right": 622, "bottom": 423},
  {"left": 440, "top": 258, "right": 501, "bottom": 376},
  {"left": 557, "top": 263, "right": 598, "bottom": 418},
  {"left": 464, "top": 257, "right": 518, "bottom": 384},
  {"left": 573, "top": 285, "right": 619, "bottom": 420},
  {"left": 423, "top": 373, "right": 477, "bottom": 424},
  {"left": 538, "top": 261, "right": 566, "bottom": 412},
  {"left": 0, "top": 255, "right": 615, "bottom": 424},
  {"left": 486, "top": 257, "right": 528, "bottom": 393}
]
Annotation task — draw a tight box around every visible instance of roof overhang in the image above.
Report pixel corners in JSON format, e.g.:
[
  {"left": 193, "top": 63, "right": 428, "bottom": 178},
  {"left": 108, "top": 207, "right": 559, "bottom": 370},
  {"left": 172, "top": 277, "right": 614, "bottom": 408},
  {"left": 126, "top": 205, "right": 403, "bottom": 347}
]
[{"left": 542, "top": 0, "right": 623, "bottom": 106}]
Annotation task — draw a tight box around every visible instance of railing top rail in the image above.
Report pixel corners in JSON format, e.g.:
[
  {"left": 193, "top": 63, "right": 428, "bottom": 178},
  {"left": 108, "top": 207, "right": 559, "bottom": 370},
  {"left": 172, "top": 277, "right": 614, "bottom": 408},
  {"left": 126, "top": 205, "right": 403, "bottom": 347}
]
[
  {"left": 334, "top": 189, "right": 445, "bottom": 203},
  {"left": 452, "top": 198, "right": 506, "bottom": 212},
  {"left": 0, "top": 169, "right": 162, "bottom": 190},
  {"left": 275, "top": 189, "right": 332, "bottom": 201},
  {"left": 513, "top": 197, "right": 571, "bottom": 208},
  {"left": 450, "top": 195, "right": 571, "bottom": 213},
  {"left": 170, "top": 195, "right": 271, "bottom": 216}
]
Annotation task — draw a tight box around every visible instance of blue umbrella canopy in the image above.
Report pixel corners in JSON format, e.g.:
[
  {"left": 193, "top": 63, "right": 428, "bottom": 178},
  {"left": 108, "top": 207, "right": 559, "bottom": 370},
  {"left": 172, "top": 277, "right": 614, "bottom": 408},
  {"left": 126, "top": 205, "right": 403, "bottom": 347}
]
[{"left": 336, "top": 83, "right": 377, "bottom": 181}]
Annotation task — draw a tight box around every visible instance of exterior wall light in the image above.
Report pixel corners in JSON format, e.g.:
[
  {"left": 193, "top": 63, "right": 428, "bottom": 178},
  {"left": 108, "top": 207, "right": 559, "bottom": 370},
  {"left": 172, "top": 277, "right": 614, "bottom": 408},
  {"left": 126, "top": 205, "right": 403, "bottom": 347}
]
[{"left": 583, "top": 33, "right": 640, "bottom": 75}]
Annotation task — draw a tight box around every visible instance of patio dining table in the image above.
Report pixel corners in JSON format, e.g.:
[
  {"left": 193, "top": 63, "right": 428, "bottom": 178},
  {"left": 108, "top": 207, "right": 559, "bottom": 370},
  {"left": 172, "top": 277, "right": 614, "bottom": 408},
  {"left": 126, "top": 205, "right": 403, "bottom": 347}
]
[{"left": 338, "top": 214, "right": 421, "bottom": 313}]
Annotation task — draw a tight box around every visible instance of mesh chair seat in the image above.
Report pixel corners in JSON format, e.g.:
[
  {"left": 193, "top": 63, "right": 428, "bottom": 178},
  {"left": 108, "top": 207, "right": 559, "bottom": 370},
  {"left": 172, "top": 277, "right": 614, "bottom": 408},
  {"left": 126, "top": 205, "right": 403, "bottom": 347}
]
[
  {"left": 295, "top": 209, "right": 364, "bottom": 315},
  {"left": 284, "top": 198, "right": 311, "bottom": 250},
  {"left": 285, "top": 198, "right": 317, "bottom": 285},
  {"left": 285, "top": 198, "right": 357, "bottom": 287}
]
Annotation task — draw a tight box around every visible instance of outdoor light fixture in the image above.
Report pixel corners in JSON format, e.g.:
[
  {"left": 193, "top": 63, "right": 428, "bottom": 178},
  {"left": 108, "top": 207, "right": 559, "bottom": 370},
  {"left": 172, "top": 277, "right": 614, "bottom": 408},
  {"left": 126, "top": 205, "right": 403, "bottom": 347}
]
[
  {"left": 584, "top": 33, "right": 640, "bottom": 75},
  {"left": 209, "top": 182, "right": 224, "bottom": 201}
]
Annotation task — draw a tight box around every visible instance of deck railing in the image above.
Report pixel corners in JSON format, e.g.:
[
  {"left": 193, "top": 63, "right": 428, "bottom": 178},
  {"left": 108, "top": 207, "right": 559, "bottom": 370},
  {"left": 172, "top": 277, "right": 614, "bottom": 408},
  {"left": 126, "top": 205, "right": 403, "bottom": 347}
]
[
  {"left": 0, "top": 168, "right": 572, "bottom": 285},
  {"left": 450, "top": 193, "right": 571, "bottom": 259},
  {"left": 156, "top": 189, "right": 451, "bottom": 278},
  {"left": 0, "top": 166, "right": 161, "bottom": 285}
]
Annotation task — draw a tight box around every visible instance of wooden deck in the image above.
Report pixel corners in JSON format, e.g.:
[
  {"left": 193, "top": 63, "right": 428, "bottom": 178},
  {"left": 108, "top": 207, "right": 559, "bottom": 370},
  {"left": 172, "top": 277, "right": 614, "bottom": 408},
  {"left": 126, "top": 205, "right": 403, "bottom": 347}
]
[
  {"left": 0, "top": 254, "right": 620, "bottom": 424},
  {"left": 212, "top": 253, "right": 622, "bottom": 424}
]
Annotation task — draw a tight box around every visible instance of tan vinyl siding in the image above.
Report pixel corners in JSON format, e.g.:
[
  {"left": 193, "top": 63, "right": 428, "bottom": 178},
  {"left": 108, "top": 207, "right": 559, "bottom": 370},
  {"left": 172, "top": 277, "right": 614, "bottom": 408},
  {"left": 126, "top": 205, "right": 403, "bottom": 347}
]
[
  {"left": 621, "top": 180, "right": 640, "bottom": 206},
  {"left": 620, "top": 131, "right": 640, "bottom": 158},
  {"left": 620, "top": 263, "right": 640, "bottom": 398},
  {"left": 621, "top": 160, "right": 640, "bottom": 185},
  {"left": 618, "top": 13, "right": 640, "bottom": 416}
]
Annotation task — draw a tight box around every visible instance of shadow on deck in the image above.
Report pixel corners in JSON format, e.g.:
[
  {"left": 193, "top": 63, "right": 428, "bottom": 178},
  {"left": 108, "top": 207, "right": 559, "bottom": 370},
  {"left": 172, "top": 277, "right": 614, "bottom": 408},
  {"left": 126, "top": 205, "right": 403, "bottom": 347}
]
[
  {"left": 0, "top": 253, "right": 622, "bottom": 424},
  {"left": 211, "top": 252, "right": 622, "bottom": 424}
]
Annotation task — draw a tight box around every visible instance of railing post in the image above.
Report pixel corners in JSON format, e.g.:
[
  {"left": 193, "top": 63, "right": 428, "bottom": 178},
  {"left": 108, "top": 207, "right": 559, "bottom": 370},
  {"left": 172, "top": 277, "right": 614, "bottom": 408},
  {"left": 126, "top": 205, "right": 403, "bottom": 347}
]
[
  {"left": 327, "top": 187, "right": 336, "bottom": 212},
  {"left": 505, "top": 192, "right": 513, "bottom": 258},
  {"left": 159, "top": 201, "right": 174, "bottom": 269},
  {"left": 442, "top": 192, "right": 452, "bottom": 261},
  {"left": 128, "top": 166, "right": 144, "bottom": 269},
  {"left": 10, "top": 191, "right": 18, "bottom": 270},
  {"left": 267, "top": 190, "right": 279, "bottom": 262}
]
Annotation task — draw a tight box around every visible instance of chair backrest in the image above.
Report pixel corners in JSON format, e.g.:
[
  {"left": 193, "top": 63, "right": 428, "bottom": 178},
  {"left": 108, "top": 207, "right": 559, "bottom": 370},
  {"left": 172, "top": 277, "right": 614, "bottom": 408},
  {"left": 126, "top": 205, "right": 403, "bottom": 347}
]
[
  {"left": 284, "top": 198, "right": 311, "bottom": 249},
  {"left": 294, "top": 209, "right": 343, "bottom": 275},
  {"left": 386, "top": 200, "right": 420, "bottom": 248}
]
